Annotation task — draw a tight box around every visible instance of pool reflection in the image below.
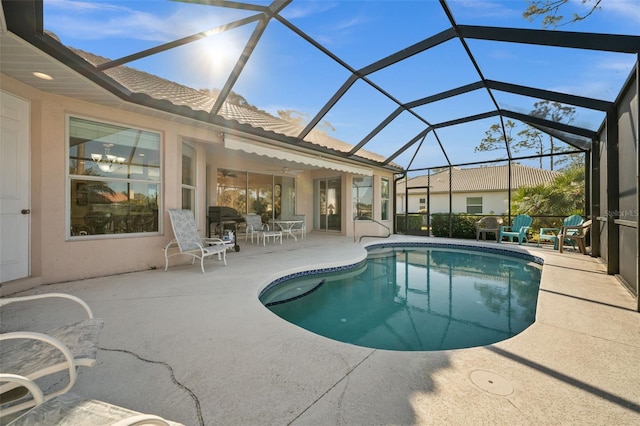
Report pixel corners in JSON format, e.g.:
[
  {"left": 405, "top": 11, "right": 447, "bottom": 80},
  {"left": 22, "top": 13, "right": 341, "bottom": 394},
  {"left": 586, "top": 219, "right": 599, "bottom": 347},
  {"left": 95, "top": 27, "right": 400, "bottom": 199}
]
[{"left": 262, "top": 247, "right": 542, "bottom": 351}]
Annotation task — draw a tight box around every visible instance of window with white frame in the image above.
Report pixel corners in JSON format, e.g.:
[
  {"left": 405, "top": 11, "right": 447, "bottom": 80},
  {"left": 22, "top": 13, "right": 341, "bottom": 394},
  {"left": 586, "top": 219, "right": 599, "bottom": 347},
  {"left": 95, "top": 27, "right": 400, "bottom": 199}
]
[
  {"left": 68, "top": 116, "right": 161, "bottom": 237},
  {"left": 419, "top": 197, "right": 426, "bottom": 211},
  {"left": 381, "top": 177, "right": 389, "bottom": 220},
  {"left": 466, "top": 196, "right": 483, "bottom": 214},
  {"left": 181, "top": 143, "right": 196, "bottom": 212},
  {"left": 352, "top": 176, "right": 373, "bottom": 219}
]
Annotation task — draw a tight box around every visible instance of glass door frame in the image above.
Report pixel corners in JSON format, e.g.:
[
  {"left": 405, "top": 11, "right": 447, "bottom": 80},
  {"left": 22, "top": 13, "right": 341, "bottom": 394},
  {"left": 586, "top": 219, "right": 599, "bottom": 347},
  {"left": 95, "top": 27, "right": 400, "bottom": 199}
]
[{"left": 313, "top": 176, "right": 341, "bottom": 232}]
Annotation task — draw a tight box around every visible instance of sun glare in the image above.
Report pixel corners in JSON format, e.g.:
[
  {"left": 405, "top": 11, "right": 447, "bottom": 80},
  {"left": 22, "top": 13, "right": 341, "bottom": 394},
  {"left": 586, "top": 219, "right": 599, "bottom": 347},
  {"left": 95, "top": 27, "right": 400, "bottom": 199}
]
[
  {"left": 200, "top": 34, "right": 241, "bottom": 77},
  {"left": 174, "top": 31, "right": 248, "bottom": 92}
]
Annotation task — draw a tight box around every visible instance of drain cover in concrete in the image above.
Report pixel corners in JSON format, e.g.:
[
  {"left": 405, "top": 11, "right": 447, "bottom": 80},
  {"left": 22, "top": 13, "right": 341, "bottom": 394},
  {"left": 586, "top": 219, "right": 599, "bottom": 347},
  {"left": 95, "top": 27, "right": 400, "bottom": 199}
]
[{"left": 470, "top": 370, "right": 513, "bottom": 396}]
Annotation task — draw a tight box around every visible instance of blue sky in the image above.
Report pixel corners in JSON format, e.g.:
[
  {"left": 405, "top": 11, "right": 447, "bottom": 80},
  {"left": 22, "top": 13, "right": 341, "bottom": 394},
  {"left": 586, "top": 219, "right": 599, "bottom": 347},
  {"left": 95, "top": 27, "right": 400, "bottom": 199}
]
[{"left": 43, "top": 0, "right": 640, "bottom": 170}]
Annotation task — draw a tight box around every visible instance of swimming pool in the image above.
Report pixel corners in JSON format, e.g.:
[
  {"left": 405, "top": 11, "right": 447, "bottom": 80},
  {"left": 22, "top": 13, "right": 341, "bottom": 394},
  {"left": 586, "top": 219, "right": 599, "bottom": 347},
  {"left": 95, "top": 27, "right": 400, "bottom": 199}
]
[{"left": 260, "top": 243, "right": 543, "bottom": 351}]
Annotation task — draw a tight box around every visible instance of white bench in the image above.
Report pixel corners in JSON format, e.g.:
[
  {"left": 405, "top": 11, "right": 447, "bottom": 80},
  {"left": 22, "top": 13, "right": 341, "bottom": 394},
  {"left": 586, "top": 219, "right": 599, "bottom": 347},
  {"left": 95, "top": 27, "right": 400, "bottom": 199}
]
[{"left": 262, "top": 230, "right": 282, "bottom": 245}]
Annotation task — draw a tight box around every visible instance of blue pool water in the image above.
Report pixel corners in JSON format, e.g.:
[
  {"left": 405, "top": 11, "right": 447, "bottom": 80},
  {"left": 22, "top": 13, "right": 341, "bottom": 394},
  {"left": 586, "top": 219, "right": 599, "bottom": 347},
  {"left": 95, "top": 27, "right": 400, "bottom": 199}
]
[{"left": 260, "top": 244, "right": 543, "bottom": 351}]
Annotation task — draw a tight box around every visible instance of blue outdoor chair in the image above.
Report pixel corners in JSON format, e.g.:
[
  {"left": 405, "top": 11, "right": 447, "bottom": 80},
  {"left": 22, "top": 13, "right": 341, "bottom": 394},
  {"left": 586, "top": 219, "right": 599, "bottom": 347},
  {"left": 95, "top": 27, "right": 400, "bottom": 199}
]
[
  {"left": 498, "top": 214, "right": 532, "bottom": 245},
  {"left": 538, "top": 214, "right": 583, "bottom": 250}
]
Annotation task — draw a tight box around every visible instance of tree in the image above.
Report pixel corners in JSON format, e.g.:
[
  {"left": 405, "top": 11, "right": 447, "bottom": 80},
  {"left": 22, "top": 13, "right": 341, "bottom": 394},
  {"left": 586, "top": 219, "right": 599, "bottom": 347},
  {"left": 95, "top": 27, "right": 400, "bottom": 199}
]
[
  {"left": 474, "top": 120, "right": 515, "bottom": 157},
  {"left": 277, "top": 109, "right": 335, "bottom": 133},
  {"left": 200, "top": 90, "right": 337, "bottom": 134},
  {"left": 277, "top": 109, "right": 308, "bottom": 127},
  {"left": 199, "top": 88, "right": 269, "bottom": 114},
  {"left": 475, "top": 101, "right": 580, "bottom": 170},
  {"left": 523, "top": 0, "right": 603, "bottom": 28},
  {"left": 475, "top": 120, "right": 545, "bottom": 165},
  {"left": 530, "top": 100, "right": 577, "bottom": 170},
  {"left": 511, "top": 164, "right": 585, "bottom": 228},
  {"left": 516, "top": 127, "right": 545, "bottom": 168}
]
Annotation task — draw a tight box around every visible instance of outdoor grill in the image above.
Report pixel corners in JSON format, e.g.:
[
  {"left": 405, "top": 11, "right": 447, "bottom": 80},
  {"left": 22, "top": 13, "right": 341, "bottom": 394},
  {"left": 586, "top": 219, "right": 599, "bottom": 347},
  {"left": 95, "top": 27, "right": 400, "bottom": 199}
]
[{"left": 208, "top": 206, "right": 245, "bottom": 252}]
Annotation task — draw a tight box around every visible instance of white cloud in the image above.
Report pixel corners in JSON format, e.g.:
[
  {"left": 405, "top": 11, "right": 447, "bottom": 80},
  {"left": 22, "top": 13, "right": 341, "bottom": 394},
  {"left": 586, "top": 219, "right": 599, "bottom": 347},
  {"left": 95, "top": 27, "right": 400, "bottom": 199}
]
[
  {"left": 45, "top": 0, "right": 246, "bottom": 42},
  {"left": 549, "top": 80, "right": 616, "bottom": 100},
  {"left": 305, "top": 11, "right": 370, "bottom": 48},
  {"left": 280, "top": 1, "right": 338, "bottom": 20},
  {"left": 486, "top": 48, "right": 517, "bottom": 60},
  {"left": 604, "top": 0, "right": 640, "bottom": 22},
  {"left": 46, "top": 0, "right": 127, "bottom": 14},
  {"left": 334, "top": 15, "right": 367, "bottom": 31},
  {"left": 596, "top": 56, "right": 637, "bottom": 72},
  {"left": 567, "top": 0, "right": 640, "bottom": 28},
  {"left": 447, "top": 0, "right": 521, "bottom": 19}
]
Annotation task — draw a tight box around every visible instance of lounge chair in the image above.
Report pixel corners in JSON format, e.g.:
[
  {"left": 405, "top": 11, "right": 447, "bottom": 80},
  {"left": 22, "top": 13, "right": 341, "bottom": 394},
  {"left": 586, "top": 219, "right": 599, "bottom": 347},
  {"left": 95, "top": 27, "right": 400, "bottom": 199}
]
[
  {"left": 244, "top": 213, "right": 267, "bottom": 243},
  {"left": 164, "top": 209, "right": 227, "bottom": 273},
  {"left": 0, "top": 293, "right": 104, "bottom": 416},
  {"left": 498, "top": 214, "right": 532, "bottom": 245},
  {"left": 0, "top": 374, "right": 183, "bottom": 425},
  {"left": 475, "top": 216, "right": 503, "bottom": 241},
  {"left": 558, "top": 219, "right": 592, "bottom": 254},
  {"left": 537, "top": 214, "right": 583, "bottom": 249}
]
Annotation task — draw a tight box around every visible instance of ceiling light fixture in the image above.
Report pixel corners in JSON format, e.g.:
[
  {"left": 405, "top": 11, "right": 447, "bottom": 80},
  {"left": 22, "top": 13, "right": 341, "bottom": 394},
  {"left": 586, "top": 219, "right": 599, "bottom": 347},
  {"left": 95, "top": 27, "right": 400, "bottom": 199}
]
[
  {"left": 33, "top": 71, "right": 53, "bottom": 80},
  {"left": 91, "top": 143, "right": 125, "bottom": 173}
]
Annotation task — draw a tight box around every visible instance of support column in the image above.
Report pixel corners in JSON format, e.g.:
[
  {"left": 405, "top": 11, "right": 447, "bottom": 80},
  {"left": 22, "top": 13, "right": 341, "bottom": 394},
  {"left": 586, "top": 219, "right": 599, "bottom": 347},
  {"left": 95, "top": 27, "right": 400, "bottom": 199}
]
[
  {"left": 448, "top": 166, "right": 453, "bottom": 238},
  {"left": 606, "top": 107, "right": 619, "bottom": 275},
  {"left": 589, "top": 145, "right": 601, "bottom": 257},
  {"left": 635, "top": 59, "right": 640, "bottom": 312}
]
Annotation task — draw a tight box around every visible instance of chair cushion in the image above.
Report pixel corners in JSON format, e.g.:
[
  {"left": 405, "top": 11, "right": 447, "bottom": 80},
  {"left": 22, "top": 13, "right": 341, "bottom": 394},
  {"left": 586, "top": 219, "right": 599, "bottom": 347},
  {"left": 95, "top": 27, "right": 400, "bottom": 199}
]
[
  {"left": 0, "top": 318, "right": 104, "bottom": 379},
  {"left": 203, "top": 244, "right": 226, "bottom": 255},
  {"left": 7, "top": 392, "right": 183, "bottom": 426}
]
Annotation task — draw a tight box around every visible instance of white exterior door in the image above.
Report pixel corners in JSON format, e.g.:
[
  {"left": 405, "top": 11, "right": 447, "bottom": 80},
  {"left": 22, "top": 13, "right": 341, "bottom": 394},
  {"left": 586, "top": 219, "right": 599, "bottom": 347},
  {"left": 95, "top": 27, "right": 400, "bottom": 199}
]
[{"left": 0, "top": 90, "right": 30, "bottom": 283}]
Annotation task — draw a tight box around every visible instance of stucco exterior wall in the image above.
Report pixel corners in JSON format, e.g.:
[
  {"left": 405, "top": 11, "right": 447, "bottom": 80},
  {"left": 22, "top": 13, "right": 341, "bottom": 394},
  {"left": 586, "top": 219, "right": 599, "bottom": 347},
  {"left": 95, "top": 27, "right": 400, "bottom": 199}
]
[
  {"left": 3, "top": 75, "right": 192, "bottom": 283},
  {"left": 397, "top": 191, "right": 509, "bottom": 215},
  {"left": 1, "top": 74, "right": 393, "bottom": 285}
]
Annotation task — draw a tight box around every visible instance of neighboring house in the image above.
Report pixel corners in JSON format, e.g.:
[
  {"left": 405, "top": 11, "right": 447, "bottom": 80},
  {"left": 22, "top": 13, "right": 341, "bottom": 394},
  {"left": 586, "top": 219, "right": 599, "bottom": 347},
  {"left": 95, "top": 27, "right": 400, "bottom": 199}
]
[
  {"left": 396, "top": 164, "right": 560, "bottom": 215},
  {"left": 0, "top": 32, "right": 397, "bottom": 287}
]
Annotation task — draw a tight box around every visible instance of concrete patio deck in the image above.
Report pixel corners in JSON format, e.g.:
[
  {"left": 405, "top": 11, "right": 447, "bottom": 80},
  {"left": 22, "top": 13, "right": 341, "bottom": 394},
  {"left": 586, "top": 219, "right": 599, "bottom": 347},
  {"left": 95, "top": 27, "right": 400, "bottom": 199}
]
[{"left": 2, "top": 233, "right": 639, "bottom": 425}]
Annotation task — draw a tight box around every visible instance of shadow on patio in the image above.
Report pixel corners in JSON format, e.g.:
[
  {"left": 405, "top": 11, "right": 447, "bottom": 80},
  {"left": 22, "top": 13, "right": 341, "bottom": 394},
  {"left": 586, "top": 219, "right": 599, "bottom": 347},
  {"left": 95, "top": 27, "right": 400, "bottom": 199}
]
[{"left": 2, "top": 234, "right": 638, "bottom": 424}]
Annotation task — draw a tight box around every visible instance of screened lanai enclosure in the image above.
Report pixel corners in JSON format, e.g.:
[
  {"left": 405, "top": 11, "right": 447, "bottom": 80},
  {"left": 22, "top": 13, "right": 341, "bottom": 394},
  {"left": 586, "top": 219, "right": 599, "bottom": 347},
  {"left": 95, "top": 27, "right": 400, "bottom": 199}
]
[{"left": 1, "top": 0, "right": 638, "bottom": 307}]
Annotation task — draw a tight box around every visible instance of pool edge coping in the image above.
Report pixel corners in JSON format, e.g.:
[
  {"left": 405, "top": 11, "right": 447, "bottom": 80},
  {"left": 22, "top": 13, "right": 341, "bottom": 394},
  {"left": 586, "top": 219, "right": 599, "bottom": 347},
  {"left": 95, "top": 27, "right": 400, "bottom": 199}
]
[{"left": 258, "top": 236, "right": 545, "bottom": 300}]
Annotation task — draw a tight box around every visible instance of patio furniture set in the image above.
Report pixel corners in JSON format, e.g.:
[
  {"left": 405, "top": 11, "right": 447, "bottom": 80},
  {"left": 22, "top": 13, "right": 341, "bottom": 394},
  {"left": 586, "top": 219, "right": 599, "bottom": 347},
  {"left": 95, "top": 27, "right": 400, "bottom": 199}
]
[
  {"left": 164, "top": 209, "right": 306, "bottom": 273},
  {"left": 0, "top": 293, "right": 182, "bottom": 424},
  {"left": 245, "top": 213, "right": 306, "bottom": 246},
  {"left": 475, "top": 214, "right": 591, "bottom": 254}
]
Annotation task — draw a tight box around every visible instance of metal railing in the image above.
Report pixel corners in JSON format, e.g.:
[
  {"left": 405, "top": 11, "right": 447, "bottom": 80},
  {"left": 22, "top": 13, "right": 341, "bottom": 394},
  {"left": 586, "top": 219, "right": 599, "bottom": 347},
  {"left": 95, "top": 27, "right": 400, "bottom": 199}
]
[{"left": 354, "top": 217, "right": 392, "bottom": 242}]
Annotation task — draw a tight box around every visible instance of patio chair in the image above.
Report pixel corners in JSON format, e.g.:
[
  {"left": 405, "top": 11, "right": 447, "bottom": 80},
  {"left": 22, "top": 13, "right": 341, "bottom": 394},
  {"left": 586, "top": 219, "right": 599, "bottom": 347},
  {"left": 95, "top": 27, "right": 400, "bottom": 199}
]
[
  {"left": 475, "top": 216, "right": 503, "bottom": 241},
  {"left": 0, "top": 293, "right": 104, "bottom": 416},
  {"left": 558, "top": 219, "right": 592, "bottom": 254},
  {"left": 164, "top": 209, "right": 227, "bottom": 273},
  {"left": 498, "top": 214, "right": 532, "bottom": 245},
  {"left": 537, "top": 214, "right": 583, "bottom": 249},
  {"left": 0, "top": 374, "right": 183, "bottom": 425},
  {"left": 245, "top": 213, "right": 267, "bottom": 243}
]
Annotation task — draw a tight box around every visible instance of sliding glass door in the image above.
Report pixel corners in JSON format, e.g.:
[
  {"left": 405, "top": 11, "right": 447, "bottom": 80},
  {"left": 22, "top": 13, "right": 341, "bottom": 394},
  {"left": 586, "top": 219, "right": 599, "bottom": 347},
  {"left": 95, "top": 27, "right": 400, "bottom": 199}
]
[
  {"left": 313, "top": 177, "right": 341, "bottom": 231},
  {"left": 216, "top": 169, "right": 295, "bottom": 222}
]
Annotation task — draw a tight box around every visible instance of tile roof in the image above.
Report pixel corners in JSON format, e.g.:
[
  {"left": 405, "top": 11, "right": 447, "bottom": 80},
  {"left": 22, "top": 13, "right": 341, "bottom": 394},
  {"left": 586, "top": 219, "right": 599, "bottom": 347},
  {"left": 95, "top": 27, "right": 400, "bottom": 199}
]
[
  {"left": 74, "top": 49, "right": 388, "bottom": 165},
  {"left": 399, "top": 164, "right": 560, "bottom": 193}
]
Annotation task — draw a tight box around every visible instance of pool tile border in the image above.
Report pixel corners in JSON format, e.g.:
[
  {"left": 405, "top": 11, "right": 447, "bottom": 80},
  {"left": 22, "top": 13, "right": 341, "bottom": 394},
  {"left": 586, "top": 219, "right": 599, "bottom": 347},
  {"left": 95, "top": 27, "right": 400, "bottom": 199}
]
[
  {"left": 259, "top": 241, "right": 543, "bottom": 300},
  {"left": 367, "top": 241, "right": 544, "bottom": 265},
  {"left": 259, "top": 259, "right": 367, "bottom": 298}
]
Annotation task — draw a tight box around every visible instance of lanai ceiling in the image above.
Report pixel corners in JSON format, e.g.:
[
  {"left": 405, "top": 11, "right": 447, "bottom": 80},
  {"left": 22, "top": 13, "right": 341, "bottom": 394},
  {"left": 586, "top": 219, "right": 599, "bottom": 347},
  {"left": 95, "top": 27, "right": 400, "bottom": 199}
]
[{"left": 1, "top": 0, "right": 639, "bottom": 176}]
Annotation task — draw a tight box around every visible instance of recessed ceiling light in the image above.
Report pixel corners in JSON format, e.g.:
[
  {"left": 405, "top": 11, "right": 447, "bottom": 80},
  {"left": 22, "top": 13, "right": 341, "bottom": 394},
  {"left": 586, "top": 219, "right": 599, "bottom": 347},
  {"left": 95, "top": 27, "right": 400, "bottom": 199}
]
[{"left": 33, "top": 72, "right": 53, "bottom": 80}]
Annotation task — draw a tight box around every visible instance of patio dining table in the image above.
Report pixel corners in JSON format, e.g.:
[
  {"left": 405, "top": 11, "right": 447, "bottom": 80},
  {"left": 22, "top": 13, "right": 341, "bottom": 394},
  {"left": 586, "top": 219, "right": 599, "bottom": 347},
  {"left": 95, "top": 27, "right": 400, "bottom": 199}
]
[{"left": 271, "top": 220, "right": 303, "bottom": 241}]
